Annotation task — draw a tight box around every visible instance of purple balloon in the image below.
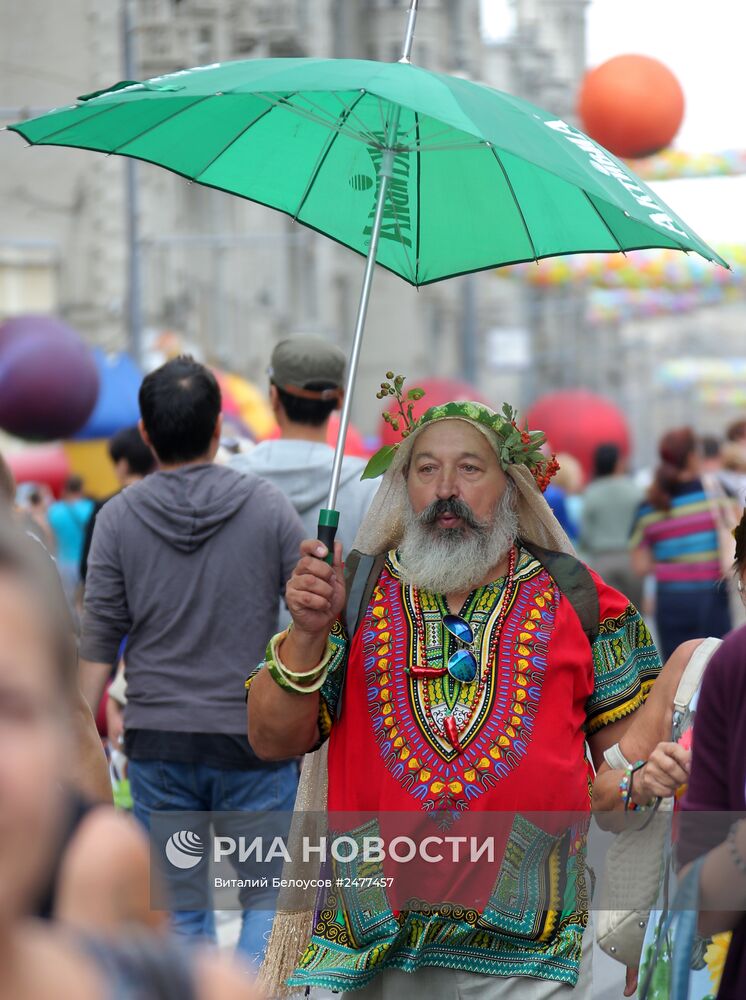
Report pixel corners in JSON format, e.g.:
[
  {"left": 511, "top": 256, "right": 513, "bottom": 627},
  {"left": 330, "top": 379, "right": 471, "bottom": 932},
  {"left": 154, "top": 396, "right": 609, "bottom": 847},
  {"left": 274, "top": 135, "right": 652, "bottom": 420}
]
[{"left": 0, "top": 315, "right": 100, "bottom": 441}]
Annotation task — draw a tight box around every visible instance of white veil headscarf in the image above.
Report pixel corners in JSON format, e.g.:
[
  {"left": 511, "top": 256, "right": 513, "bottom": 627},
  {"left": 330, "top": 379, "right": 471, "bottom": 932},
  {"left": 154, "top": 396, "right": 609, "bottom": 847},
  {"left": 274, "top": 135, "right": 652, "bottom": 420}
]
[{"left": 258, "top": 406, "right": 574, "bottom": 996}]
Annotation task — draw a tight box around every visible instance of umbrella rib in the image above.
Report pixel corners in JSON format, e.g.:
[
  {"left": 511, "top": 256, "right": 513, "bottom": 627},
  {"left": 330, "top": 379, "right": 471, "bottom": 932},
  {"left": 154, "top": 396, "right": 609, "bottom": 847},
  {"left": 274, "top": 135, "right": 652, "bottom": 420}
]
[
  {"left": 580, "top": 190, "right": 626, "bottom": 254},
  {"left": 252, "top": 92, "right": 377, "bottom": 148},
  {"left": 399, "top": 140, "right": 489, "bottom": 153},
  {"left": 109, "top": 95, "right": 214, "bottom": 154},
  {"left": 329, "top": 92, "right": 380, "bottom": 146},
  {"left": 292, "top": 92, "right": 367, "bottom": 222},
  {"left": 488, "top": 146, "right": 538, "bottom": 262},
  {"left": 192, "top": 99, "right": 285, "bottom": 181},
  {"left": 327, "top": 90, "right": 382, "bottom": 147},
  {"left": 375, "top": 96, "right": 389, "bottom": 146},
  {"left": 399, "top": 123, "right": 469, "bottom": 148}
]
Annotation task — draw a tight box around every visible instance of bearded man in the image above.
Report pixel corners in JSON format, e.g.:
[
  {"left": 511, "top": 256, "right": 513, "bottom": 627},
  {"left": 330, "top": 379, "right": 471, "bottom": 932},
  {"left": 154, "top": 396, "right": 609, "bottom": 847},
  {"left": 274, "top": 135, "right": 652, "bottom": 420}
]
[{"left": 247, "top": 402, "right": 661, "bottom": 999}]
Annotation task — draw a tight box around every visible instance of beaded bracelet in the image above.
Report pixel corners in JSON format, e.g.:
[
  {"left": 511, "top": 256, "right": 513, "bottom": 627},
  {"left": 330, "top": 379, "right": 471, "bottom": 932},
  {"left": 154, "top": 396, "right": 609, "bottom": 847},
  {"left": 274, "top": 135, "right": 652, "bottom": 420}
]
[
  {"left": 619, "top": 760, "right": 650, "bottom": 812},
  {"left": 727, "top": 821, "right": 746, "bottom": 876},
  {"left": 266, "top": 629, "right": 335, "bottom": 694}
]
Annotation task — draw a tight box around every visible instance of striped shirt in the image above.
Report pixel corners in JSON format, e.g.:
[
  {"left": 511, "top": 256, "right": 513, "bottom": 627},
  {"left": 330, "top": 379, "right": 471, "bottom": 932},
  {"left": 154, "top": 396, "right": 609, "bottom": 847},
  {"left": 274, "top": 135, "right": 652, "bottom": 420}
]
[{"left": 629, "top": 480, "right": 721, "bottom": 588}]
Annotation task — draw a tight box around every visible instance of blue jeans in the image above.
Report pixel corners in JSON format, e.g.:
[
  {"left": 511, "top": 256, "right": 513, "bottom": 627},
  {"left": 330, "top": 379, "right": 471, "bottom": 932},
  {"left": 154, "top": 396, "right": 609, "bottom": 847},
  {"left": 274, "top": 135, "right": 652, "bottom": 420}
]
[
  {"left": 655, "top": 582, "right": 732, "bottom": 661},
  {"left": 129, "top": 757, "right": 298, "bottom": 968}
]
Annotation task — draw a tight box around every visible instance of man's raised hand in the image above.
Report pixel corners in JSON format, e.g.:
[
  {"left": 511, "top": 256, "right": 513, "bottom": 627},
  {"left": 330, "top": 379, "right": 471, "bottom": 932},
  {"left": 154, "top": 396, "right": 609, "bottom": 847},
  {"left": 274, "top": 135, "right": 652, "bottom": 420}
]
[{"left": 285, "top": 539, "right": 346, "bottom": 640}]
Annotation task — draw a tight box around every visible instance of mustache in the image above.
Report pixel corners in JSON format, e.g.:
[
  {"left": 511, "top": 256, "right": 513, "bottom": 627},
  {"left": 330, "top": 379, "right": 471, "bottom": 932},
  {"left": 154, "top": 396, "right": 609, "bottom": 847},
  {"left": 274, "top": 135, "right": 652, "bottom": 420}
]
[{"left": 417, "top": 497, "right": 484, "bottom": 530}]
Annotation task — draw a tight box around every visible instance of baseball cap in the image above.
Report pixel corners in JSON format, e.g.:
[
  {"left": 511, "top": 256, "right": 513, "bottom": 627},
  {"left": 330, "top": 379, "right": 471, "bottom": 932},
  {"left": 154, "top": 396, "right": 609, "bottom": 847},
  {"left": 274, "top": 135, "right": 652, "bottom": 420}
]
[{"left": 269, "top": 335, "right": 346, "bottom": 401}]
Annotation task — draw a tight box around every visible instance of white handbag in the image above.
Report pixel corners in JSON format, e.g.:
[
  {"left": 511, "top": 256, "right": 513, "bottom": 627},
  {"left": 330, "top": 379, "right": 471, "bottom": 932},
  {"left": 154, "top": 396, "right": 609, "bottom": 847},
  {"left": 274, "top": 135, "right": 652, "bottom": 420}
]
[{"left": 594, "top": 637, "right": 722, "bottom": 967}]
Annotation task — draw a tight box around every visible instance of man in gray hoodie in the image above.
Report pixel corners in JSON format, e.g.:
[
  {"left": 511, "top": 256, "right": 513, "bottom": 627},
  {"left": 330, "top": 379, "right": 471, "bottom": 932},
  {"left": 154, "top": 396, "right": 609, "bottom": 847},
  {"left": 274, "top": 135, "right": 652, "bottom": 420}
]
[
  {"left": 230, "top": 334, "right": 378, "bottom": 565},
  {"left": 79, "top": 356, "right": 305, "bottom": 965}
]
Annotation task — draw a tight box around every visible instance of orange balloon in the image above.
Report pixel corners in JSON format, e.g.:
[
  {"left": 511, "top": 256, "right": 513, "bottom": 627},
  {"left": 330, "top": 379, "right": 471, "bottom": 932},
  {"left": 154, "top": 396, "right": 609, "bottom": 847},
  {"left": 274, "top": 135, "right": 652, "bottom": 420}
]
[{"left": 578, "top": 54, "right": 684, "bottom": 159}]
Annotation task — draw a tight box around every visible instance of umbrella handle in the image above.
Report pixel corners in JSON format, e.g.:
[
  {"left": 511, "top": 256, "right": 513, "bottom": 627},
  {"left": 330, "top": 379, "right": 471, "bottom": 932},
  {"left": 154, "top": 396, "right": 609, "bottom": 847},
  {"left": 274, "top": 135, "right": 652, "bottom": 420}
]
[{"left": 317, "top": 508, "right": 339, "bottom": 565}]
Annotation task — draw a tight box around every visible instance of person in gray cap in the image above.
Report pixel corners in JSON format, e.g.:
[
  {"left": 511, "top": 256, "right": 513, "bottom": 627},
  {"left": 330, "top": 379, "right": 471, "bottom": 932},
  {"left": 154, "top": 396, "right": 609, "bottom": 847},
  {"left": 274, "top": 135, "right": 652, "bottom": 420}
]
[{"left": 231, "top": 335, "right": 378, "bottom": 598}]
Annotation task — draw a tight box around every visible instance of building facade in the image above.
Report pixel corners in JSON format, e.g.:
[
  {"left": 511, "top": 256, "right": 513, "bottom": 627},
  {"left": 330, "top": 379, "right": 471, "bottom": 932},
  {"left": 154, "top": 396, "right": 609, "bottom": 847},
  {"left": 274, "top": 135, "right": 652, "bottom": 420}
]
[{"left": 0, "top": 0, "right": 591, "bottom": 433}]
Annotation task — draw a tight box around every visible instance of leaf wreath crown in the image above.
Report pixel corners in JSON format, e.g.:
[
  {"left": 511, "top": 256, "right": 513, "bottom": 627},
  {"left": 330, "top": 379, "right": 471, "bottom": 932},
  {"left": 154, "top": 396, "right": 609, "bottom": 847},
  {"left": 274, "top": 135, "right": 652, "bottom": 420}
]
[{"left": 363, "top": 373, "right": 560, "bottom": 492}]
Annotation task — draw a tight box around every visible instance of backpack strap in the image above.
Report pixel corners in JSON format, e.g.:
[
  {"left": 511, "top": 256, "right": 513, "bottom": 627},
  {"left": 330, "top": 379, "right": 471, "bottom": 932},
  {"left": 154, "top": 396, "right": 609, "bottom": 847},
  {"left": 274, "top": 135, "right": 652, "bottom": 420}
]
[
  {"left": 520, "top": 539, "right": 600, "bottom": 644},
  {"left": 336, "top": 549, "right": 387, "bottom": 719},
  {"left": 673, "top": 637, "right": 722, "bottom": 713},
  {"left": 343, "top": 550, "right": 387, "bottom": 637}
]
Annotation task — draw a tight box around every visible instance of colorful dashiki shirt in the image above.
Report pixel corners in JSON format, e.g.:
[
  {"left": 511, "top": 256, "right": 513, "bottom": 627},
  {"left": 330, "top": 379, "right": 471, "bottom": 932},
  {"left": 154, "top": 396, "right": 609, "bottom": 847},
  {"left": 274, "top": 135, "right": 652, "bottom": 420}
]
[{"left": 255, "top": 546, "right": 661, "bottom": 993}]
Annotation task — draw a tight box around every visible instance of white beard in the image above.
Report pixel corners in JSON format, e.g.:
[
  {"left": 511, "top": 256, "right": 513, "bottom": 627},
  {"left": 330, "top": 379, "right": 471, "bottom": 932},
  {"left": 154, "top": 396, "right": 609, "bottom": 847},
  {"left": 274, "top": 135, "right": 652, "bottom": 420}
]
[{"left": 397, "top": 483, "right": 519, "bottom": 595}]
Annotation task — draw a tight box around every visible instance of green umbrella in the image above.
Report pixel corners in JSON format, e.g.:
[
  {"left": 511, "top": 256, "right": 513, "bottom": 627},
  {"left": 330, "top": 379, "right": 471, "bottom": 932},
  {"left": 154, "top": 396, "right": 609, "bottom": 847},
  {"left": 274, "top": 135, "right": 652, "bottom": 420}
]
[{"left": 7, "top": 1, "right": 727, "bottom": 548}]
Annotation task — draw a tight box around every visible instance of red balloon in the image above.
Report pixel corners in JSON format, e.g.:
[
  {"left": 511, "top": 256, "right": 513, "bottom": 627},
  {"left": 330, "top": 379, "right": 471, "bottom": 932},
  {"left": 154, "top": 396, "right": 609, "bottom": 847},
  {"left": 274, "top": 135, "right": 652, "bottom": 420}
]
[
  {"left": 379, "top": 378, "right": 490, "bottom": 447},
  {"left": 0, "top": 315, "right": 99, "bottom": 441},
  {"left": 578, "top": 55, "right": 684, "bottom": 159},
  {"left": 6, "top": 446, "right": 71, "bottom": 498},
  {"left": 526, "top": 391, "right": 630, "bottom": 483}
]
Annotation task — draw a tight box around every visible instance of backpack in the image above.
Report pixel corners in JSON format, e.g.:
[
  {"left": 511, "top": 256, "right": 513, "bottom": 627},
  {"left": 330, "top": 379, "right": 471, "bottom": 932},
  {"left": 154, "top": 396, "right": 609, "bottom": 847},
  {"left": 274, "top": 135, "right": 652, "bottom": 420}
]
[{"left": 338, "top": 540, "right": 600, "bottom": 718}]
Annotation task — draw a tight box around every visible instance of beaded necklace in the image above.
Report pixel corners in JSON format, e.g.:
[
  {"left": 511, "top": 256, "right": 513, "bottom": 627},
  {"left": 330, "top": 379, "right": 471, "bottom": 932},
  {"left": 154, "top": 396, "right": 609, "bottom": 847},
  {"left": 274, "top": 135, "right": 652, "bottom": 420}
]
[{"left": 408, "top": 545, "right": 517, "bottom": 754}]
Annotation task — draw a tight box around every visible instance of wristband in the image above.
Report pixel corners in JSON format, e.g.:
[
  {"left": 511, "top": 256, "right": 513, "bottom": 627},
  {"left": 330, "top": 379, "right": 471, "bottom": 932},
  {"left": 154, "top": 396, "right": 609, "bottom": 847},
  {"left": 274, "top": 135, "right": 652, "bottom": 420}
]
[
  {"left": 620, "top": 760, "right": 651, "bottom": 812},
  {"left": 266, "top": 630, "right": 334, "bottom": 694},
  {"left": 604, "top": 741, "right": 632, "bottom": 772}
]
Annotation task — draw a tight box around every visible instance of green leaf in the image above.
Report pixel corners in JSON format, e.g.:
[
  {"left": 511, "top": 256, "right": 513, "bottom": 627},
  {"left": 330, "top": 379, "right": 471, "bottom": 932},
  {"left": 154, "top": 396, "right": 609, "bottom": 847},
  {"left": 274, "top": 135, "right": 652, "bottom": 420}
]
[{"left": 361, "top": 445, "right": 398, "bottom": 480}]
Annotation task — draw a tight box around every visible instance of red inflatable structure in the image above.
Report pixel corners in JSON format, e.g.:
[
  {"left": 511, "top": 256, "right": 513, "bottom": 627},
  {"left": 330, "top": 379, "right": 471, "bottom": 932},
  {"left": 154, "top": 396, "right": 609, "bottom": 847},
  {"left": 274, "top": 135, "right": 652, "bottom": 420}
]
[
  {"left": 6, "top": 446, "right": 71, "bottom": 498},
  {"left": 526, "top": 390, "right": 630, "bottom": 483}
]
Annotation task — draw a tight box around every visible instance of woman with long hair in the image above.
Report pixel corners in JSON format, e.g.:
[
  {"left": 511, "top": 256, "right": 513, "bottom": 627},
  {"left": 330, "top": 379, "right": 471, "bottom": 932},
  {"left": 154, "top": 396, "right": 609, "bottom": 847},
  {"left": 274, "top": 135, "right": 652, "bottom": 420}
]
[{"left": 630, "top": 427, "right": 732, "bottom": 659}]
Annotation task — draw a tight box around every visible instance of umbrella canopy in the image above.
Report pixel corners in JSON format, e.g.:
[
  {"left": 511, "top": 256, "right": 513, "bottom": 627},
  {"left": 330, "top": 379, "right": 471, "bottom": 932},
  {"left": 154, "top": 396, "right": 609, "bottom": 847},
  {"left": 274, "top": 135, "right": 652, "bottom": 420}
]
[{"left": 8, "top": 59, "right": 727, "bottom": 285}]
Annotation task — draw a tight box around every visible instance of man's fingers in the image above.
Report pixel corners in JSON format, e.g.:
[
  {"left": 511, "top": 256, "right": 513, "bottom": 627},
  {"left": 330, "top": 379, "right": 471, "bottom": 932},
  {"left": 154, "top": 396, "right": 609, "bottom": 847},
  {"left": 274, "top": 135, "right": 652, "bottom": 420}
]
[
  {"left": 299, "top": 538, "right": 329, "bottom": 559},
  {"left": 624, "top": 967, "right": 638, "bottom": 998},
  {"left": 289, "top": 591, "right": 332, "bottom": 612},
  {"left": 295, "top": 555, "right": 335, "bottom": 582},
  {"left": 290, "top": 574, "right": 335, "bottom": 600}
]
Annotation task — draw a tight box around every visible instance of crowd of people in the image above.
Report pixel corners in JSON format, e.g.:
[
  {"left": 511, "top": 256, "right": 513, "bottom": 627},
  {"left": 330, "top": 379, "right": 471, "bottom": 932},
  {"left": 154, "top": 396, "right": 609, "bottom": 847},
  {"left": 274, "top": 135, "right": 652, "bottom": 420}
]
[{"left": 1, "top": 338, "right": 745, "bottom": 999}]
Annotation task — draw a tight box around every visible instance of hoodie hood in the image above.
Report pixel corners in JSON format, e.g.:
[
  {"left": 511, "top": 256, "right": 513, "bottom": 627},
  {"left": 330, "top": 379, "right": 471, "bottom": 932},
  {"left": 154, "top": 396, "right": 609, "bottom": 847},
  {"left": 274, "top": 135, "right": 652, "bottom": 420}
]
[
  {"left": 230, "top": 440, "right": 366, "bottom": 516},
  {"left": 123, "top": 464, "right": 258, "bottom": 553}
]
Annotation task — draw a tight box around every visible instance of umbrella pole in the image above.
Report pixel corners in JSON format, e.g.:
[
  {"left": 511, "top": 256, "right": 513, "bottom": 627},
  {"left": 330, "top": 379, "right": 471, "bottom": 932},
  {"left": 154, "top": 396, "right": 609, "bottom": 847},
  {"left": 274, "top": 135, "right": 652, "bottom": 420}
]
[
  {"left": 399, "top": 0, "right": 420, "bottom": 65},
  {"left": 317, "top": 1, "right": 419, "bottom": 561},
  {"left": 318, "top": 146, "right": 397, "bottom": 559}
]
